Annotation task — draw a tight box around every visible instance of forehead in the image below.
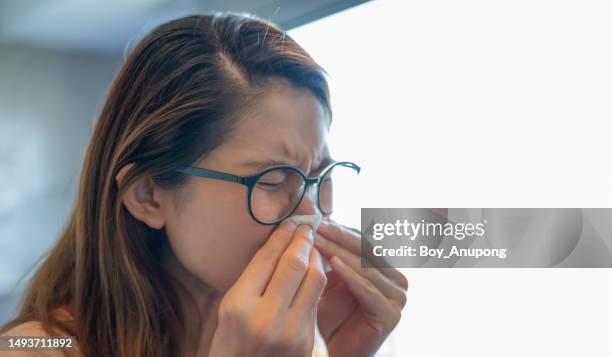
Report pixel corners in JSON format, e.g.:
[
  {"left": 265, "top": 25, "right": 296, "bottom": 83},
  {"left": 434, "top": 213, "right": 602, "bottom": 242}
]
[{"left": 223, "top": 80, "right": 331, "bottom": 171}]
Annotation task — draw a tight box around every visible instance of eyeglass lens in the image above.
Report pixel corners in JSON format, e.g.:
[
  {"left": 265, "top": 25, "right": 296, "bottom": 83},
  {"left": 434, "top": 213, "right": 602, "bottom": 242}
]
[{"left": 249, "top": 164, "right": 358, "bottom": 224}]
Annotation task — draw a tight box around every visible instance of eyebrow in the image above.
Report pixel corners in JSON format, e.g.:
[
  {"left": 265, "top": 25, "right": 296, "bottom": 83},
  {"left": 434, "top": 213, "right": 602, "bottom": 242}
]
[{"left": 241, "top": 156, "right": 334, "bottom": 176}]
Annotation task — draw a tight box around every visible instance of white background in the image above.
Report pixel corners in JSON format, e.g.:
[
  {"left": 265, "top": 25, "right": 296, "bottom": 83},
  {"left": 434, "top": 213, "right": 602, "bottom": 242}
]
[{"left": 290, "top": 1, "right": 612, "bottom": 356}]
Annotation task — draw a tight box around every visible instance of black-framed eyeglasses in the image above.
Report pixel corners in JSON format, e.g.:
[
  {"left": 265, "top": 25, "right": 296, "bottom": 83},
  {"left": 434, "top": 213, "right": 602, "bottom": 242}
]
[{"left": 176, "top": 161, "right": 360, "bottom": 225}]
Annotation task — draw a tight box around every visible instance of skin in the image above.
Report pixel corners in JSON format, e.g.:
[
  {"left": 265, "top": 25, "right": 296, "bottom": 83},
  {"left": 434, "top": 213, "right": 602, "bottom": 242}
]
[{"left": 117, "top": 79, "right": 409, "bottom": 357}]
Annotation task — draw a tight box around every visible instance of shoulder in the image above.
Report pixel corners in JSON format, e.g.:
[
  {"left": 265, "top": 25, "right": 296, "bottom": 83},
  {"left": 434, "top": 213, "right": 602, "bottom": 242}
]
[
  {"left": 1, "top": 309, "right": 82, "bottom": 357},
  {"left": 3, "top": 320, "right": 57, "bottom": 337}
]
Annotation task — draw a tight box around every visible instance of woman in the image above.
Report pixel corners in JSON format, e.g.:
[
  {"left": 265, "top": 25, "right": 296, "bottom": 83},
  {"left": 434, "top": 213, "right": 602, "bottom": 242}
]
[{"left": 1, "top": 12, "right": 408, "bottom": 357}]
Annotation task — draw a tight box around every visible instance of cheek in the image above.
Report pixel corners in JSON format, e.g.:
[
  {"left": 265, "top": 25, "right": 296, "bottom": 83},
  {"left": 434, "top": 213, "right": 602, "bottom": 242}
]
[{"left": 164, "top": 181, "right": 274, "bottom": 291}]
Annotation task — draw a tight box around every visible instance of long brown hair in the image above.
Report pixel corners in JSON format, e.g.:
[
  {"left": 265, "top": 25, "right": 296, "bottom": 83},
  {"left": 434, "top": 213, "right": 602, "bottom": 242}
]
[{"left": 1, "top": 12, "right": 330, "bottom": 356}]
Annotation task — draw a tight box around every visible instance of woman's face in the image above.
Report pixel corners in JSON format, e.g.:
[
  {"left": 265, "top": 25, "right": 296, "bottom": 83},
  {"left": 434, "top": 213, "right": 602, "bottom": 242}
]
[{"left": 162, "top": 80, "right": 331, "bottom": 292}]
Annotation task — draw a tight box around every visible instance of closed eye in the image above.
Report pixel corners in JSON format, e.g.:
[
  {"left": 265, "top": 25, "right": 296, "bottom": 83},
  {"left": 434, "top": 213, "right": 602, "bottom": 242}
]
[
  {"left": 258, "top": 181, "right": 282, "bottom": 186},
  {"left": 255, "top": 181, "right": 284, "bottom": 191}
]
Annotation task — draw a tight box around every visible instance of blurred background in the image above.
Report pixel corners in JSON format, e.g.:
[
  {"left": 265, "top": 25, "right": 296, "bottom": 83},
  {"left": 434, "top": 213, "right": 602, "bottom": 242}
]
[{"left": 2, "top": 1, "right": 612, "bottom": 356}]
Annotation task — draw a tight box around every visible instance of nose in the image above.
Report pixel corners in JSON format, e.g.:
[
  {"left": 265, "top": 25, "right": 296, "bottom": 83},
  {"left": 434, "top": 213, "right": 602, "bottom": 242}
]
[{"left": 293, "top": 182, "right": 320, "bottom": 216}]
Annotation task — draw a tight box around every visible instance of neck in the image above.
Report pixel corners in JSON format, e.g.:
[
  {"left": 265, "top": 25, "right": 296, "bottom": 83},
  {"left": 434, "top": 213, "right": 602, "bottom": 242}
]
[{"left": 160, "top": 244, "right": 222, "bottom": 357}]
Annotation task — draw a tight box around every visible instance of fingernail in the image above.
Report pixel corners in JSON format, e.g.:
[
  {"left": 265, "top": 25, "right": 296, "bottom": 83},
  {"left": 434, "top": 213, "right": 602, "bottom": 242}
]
[
  {"left": 283, "top": 219, "right": 298, "bottom": 231},
  {"left": 331, "top": 255, "right": 343, "bottom": 267},
  {"left": 320, "top": 220, "right": 334, "bottom": 230}
]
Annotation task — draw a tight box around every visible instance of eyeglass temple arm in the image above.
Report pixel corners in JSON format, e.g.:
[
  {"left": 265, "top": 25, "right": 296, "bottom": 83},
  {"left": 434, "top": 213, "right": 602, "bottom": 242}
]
[
  {"left": 176, "top": 166, "right": 244, "bottom": 184},
  {"left": 337, "top": 161, "right": 361, "bottom": 174}
]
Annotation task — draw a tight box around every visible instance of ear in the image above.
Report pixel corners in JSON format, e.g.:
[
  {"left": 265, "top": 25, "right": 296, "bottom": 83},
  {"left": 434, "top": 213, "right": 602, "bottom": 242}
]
[{"left": 116, "top": 164, "right": 166, "bottom": 230}]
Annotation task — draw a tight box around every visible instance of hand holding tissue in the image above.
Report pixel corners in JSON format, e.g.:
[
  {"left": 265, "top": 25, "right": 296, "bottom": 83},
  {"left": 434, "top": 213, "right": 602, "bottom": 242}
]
[{"left": 281, "top": 213, "right": 332, "bottom": 273}]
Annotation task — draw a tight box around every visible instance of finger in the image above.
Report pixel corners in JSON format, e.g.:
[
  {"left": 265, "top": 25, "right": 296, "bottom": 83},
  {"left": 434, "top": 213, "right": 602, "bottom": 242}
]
[
  {"left": 319, "top": 221, "right": 409, "bottom": 291},
  {"left": 264, "top": 224, "right": 314, "bottom": 307},
  {"left": 315, "top": 233, "right": 407, "bottom": 306},
  {"left": 379, "top": 267, "right": 409, "bottom": 292},
  {"left": 317, "top": 219, "right": 361, "bottom": 255},
  {"left": 328, "top": 256, "right": 395, "bottom": 323},
  {"left": 317, "top": 278, "right": 358, "bottom": 340},
  {"left": 232, "top": 220, "right": 299, "bottom": 296},
  {"left": 290, "top": 248, "right": 327, "bottom": 313}
]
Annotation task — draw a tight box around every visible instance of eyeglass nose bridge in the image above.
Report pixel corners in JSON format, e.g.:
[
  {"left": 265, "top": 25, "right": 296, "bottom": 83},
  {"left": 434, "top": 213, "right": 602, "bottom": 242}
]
[{"left": 296, "top": 177, "right": 321, "bottom": 211}]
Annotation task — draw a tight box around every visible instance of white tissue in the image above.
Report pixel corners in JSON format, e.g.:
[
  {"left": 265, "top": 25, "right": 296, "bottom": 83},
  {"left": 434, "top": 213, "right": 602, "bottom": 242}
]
[
  {"left": 283, "top": 214, "right": 322, "bottom": 231},
  {"left": 282, "top": 214, "right": 331, "bottom": 273}
]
